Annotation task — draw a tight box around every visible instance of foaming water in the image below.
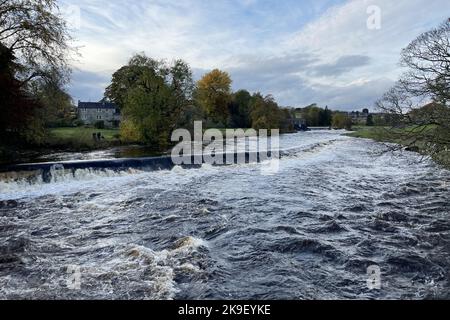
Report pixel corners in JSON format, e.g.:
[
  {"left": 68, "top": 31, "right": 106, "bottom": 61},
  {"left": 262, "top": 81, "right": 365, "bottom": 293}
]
[{"left": 0, "top": 131, "right": 449, "bottom": 300}]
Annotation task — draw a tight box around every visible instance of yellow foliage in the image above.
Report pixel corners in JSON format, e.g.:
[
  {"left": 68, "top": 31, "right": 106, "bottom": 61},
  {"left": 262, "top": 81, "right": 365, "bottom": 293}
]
[
  {"left": 120, "top": 119, "right": 142, "bottom": 143},
  {"left": 196, "top": 69, "right": 232, "bottom": 122}
]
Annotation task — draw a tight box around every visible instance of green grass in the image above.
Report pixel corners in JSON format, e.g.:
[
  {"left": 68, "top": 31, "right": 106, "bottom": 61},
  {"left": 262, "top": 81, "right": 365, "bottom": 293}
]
[
  {"left": 347, "top": 126, "right": 394, "bottom": 141},
  {"left": 46, "top": 127, "right": 121, "bottom": 151},
  {"left": 49, "top": 127, "right": 119, "bottom": 141},
  {"left": 347, "top": 125, "right": 450, "bottom": 169},
  {"left": 347, "top": 125, "right": 438, "bottom": 143}
]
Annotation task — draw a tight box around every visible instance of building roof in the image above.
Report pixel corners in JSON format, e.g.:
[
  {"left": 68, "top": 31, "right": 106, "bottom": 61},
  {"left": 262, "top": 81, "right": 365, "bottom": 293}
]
[{"left": 78, "top": 101, "right": 118, "bottom": 109}]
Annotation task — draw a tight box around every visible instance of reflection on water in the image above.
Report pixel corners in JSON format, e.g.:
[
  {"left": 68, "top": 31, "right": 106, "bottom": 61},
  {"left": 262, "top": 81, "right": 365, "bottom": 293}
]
[
  {"left": 0, "top": 131, "right": 449, "bottom": 300},
  {"left": 34, "top": 145, "right": 166, "bottom": 163}
]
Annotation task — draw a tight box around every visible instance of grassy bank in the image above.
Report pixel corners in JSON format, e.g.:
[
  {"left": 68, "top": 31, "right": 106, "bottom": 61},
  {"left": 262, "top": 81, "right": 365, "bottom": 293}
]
[
  {"left": 1, "top": 127, "right": 123, "bottom": 165},
  {"left": 347, "top": 126, "right": 398, "bottom": 142},
  {"left": 347, "top": 126, "right": 450, "bottom": 169},
  {"left": 45, "top": 127, "right": 121, "bottom": 151}
]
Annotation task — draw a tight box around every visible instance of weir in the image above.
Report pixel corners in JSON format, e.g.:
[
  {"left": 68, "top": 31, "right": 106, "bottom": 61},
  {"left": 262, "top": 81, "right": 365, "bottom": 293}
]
[{"left": 0, "top": 151, "right": 275, "bottom": 183}]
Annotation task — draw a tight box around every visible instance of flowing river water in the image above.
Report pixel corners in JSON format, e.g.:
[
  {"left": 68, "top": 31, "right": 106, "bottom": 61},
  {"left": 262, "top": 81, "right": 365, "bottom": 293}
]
[{"left": 0, "top": 131, "right": 449, "bottom": 300}]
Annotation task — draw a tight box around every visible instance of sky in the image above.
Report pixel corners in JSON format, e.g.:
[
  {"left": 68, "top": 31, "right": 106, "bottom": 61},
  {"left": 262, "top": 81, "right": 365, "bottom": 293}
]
[{"left": 61, "top": 0, "right": 450, "bottom": 111}]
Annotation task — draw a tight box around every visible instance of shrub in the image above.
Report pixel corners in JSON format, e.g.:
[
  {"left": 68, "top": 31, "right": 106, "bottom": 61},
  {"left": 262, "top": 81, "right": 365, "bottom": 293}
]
[
  {"left": 120, "top": 119, "right": 142, "bottom": 143},
  {"left": 73, "top": 119, "right": 85, "bottom": 127},
  {"left": 332, "top": 113, "right": 353, "bottom": 130}
]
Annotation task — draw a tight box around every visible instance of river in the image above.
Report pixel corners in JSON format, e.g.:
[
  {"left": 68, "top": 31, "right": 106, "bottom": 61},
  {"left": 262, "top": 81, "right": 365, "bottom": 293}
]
[{"left": 0, "top": 131, "right": 449, "bottom": 299}]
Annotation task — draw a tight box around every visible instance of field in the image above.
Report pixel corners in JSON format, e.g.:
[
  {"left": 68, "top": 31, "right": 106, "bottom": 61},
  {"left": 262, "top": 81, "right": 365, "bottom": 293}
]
[
  {"left": 49, "top": 127, "right": 120, "bottom": 141},
  {"left": 46, "top": 127, "right": 121, "bottom": 150}
]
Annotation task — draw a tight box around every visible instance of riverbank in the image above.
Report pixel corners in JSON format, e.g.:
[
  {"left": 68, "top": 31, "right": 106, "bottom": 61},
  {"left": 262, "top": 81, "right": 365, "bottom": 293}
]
[
  {"left": 0, "top": 127, "right": 124, "bottom": 165},
  {"left": 347, "top": 126, "right": 450, "bottom": 169},
  {"left": 0, "top": 127, "right": 301, "bottom": 166}
]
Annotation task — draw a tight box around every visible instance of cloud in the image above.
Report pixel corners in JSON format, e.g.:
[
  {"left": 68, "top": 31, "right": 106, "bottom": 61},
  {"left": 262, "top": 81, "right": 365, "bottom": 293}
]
[
  {"left": 62, "top": 0, "right": 450, "bottom": 110},
  {"left": 311, "top": 55, "right": 371, "bottom": 77},
  {"left": 68, "top": 69, "right": 111, "bottom": 103}
]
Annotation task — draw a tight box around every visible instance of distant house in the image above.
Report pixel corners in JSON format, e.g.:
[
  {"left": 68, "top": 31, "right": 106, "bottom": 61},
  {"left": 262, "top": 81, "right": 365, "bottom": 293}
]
[
  {"left": 77, "top": 101, "right": 121, "bottom": 127},
  {"left": 349, "top": 109, "right": 370, "bottom": 124},
  {"left": 292, "top": 108, "right": 307, "bottom": 128}
]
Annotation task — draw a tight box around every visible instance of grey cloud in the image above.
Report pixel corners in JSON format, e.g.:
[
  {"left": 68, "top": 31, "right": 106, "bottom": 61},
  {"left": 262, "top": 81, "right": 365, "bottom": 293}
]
[
  {"left": 225, "top": 53, "right": 389, "bottom": 110},
  {"left": 68, "top": 70, "right": 111, "bottom": 102},
  {"left": 230, "top": 53, "right": 318, "bottom": 76},
  {"left": 300, "top": 78, "right": 395, "bottom": 110},
  {"left": 219, "top": 53, "right": 384, "bottom": 110},
  {"left": 311, "top": 55, "right": 371, "bottom": 77}
]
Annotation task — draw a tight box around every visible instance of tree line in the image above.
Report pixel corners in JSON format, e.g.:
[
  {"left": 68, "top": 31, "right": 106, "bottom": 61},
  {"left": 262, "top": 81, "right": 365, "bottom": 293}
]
[
  {"left": 104, "top": 56, "right": 299, "bottom": 149},
  {"left": 0, "top": 0, "right": 74, "bottom": 150},
  {"left": 375, "top": 19, "right": 449, "bottom": 166},
  {"left": 104, "top": 56, "right": 364, "bottom": 150}
]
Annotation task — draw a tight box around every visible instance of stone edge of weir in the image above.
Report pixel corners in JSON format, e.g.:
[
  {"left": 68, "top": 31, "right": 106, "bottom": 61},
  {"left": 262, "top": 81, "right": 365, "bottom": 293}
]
[{"left": 0, "top": 150, "right": 279, "bottom": 183}]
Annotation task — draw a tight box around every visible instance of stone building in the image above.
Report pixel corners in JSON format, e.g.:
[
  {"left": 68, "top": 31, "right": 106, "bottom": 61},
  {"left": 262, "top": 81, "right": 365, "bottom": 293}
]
[
  {"left": 77, "top": 101, "right": 121, "bottom": 127},
  {"left": 349, "top": 109, "right": 370, "bottom": 124}
]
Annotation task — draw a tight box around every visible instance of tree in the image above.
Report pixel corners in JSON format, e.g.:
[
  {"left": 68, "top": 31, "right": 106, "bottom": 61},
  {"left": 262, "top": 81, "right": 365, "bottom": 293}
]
[
  {"left": 0, "top": 0, "right": 72, "bottom": 86},
  {"left": 109, "top": 54, "right": 195, "bottom": 149},
  {"left": 319, "top": 106, "right": 333, "bottom": 126},
  {"left": 296, "top": 104, "right": 332, "bottom": 127},
  {"left": 279, "top": 107, "right": 295, "bottom": 133},
  {"left": 249, "top": 94, "right": 282, "bottom": 130},
  {"left": 228, "top": 89, "right": 252, "bottom": 128},
  {"left": 123, "top": 68, "right": 173, "bottom": 148},
  {"left": 376, "top": 19, "right": 450, "bottom": 166},
  {"left": 105, "top": 55, "right": 165, "bottom": 108},
  {"left": 366, "top": 114, "right": 374, "bottom": 126},
  {"left": 30, "top": 80, "right": 74, "bottom": 127},
  {"left": 0, "top": 61, "right": 45, "bottom": 145},
  {"left": 332, "top": 113, "right": 352, "bottom": 130},
  {"left": 0, "top": 1, "right": 73, "bottom": 146},
  {"left": 399, "top": 20, "right": 449, "bottom": 105},
  {"left": 196, "top": 69, "right": 232, "bottom": 125}
]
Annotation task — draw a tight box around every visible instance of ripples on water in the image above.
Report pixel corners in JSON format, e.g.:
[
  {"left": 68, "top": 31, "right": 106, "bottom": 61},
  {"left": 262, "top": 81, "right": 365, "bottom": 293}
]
[{"left": 0, "top": 131, "right": 449, "bottom": 300}]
